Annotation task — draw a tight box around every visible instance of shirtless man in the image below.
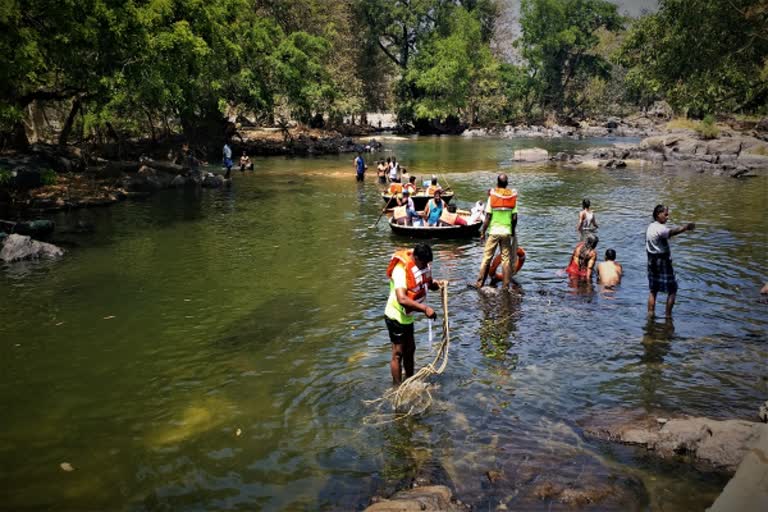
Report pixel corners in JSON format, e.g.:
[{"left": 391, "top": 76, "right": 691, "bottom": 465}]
[{"left": 597, "top": 248, "right": 623, "bottom": 287}]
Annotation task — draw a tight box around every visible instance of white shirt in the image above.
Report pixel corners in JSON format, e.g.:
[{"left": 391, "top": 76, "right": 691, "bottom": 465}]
[{"left": 646, "top": 221, "right": 671, "bottom": 254}]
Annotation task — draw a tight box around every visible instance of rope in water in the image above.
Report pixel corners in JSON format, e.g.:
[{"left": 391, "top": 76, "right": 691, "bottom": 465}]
[{"left": 363, "top": 283, "right": 450, "bottom": 424}]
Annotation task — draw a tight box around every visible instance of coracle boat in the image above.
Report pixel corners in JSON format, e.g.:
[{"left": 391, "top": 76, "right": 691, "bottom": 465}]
[
  {"left": 388, "top": 214, "right": 481, "bottom": 239},
  {"left": 381, "top": 190, "right": 454, "bottom": 210}
]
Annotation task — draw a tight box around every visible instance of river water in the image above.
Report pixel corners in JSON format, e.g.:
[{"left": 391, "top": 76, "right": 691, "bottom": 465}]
[{"left": 1, "top": 136, "right": 766, "bottom": 511}]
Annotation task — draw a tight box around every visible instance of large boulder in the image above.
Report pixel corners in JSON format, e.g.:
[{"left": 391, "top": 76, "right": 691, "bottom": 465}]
[
  {"left": 1, "top": 234, "right": 63, "bottom": 262},
  {"left": 512, "top": 147, "right": 549, "bottom": 162},
  {"left": 202, "top": 173, "right": 224, "bottom": 188}
]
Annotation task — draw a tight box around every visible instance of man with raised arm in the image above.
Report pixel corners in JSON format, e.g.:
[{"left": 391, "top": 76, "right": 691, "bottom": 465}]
[{"left": 646, "top": 204, "right": 695, "bottom": 317}]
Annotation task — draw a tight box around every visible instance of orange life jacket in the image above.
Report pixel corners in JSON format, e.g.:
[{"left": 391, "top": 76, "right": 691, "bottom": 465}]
[
  {"left": 489, "top": 187, "right": 518, "bottom": 210},
  {"left": 426, "top": 185, "right": 442, "bottom": 196},
  {"left": 393, "top": 206, "right": 408, "bottom": 220},
  {"left": 439, "top": 210, "right": 458, "bottom": 225},
  {"left": 490, "top": 247, "right": 526, "bottom": 280},
  {"left": 386, "top": 249, "right": 432, "bottom": 310},
  {"left": 388, "top": 183, "right": 403, "bottom": 195}
]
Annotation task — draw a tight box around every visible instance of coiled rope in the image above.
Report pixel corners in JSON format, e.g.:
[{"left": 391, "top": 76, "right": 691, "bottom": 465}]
[{"left": 363, "top": 283, "right": 450, "bottom": 424}]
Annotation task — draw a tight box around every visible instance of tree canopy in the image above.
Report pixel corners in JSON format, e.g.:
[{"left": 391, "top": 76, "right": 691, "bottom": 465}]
[{"left": 1, "top": 0, "right": 765, "bottom": 146}]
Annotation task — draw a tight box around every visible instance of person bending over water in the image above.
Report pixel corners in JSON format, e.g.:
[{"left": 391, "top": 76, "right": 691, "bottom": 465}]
[
  {"left": 577, "top": 198, "right": 598, "bottom": 240},
  {"left": 597, "top": 248, "right": 622, "bottom": 287},
  {"left": 566, "top": 234, "right": 599, "bottom": 279}
]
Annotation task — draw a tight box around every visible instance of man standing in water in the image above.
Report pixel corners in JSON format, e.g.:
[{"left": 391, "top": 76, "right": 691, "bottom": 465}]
[
  {"left": 385, "top": 243, "right": 442, "bottom": 385},
  {"left": 473, "top": 174, "right": 518, "bottom": 290},
  {"left": 646, "top": 205, "right": 695, "bottom": 317},
  {"left": 353, "top": 151, "right": 366, "bottom": 182}
]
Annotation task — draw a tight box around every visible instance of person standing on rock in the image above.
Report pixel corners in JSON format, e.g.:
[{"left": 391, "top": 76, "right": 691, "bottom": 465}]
[
  {"left": 472, "top": 174, "right": 518, "bottom": 290},
  {"left": 385, "top": 243, "right": 442, "bottom": 385},
  {"left": 646, "top": 205, "right": 695, "bottom": 317},
  {"left": 354, "top": 152, "right": 366, "bottom": 182},
  {"left": 223, "top": 142, "right": 233, "bottom": 179}
]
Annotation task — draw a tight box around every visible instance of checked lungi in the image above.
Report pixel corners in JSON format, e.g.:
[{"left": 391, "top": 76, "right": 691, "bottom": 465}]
[{"left": 647, "top": 252, "right": 678, "bottom": 294}]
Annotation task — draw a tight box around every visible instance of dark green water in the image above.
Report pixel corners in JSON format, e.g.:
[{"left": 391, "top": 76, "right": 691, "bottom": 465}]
[{"left": 1, "top": 136, "right": 766, "bottom": 511}]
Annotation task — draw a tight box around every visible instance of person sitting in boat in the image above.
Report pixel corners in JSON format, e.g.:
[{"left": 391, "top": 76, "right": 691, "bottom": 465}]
[
  {"left": 388, "top": 182, "right": 403, "bottom": 197},
  {"left": 566, "top": 234, "right": 599, "bottom": 280},
  {"left": 424, "top": 189, "right": 446, "bottom": 226},
  {"left": 403, "top": 175, "right": 418, "bottom": 195},
  {"left": 397, "top": 189, "right": 422, "bottom": 226},
  {"left": 469, "top": 201, "right": 485, "bottom": 224},
  {"left": 426, "top": 175, "right": 443, "bottom": 196},
  {"left": 439, "top": 205, "right": 468, "bottom": 226}
]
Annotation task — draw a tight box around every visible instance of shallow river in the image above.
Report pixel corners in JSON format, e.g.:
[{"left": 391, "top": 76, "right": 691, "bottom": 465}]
[{"left": 1, "top": 136, "right": 766, "bottom": 511}]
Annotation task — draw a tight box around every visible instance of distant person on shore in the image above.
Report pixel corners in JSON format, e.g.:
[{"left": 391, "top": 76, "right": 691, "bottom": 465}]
[
  {"left": 577, "top": 198, "right": 598, "bottom": 240},
  {"left": 377, "top": 160, "right": 387, "bottom": 184},
  {"left": 385, "top": 243, "right": 442, "bottom": 385},
  {"left": 566, "top": 234, "right": 599, "bottom": 280},
  {"left": 597, "top": 248, "right": 623, "bottom": 287},
  {"left": 424, "top": 189, "right": 446, "bottom": 226},
  {"left": 223, "top": 142, "right": 233, "bottom": 179},
  {"left": 354, "top": 152, "right": 366, "bottom": 182},
  {"left": 472, "top": 174, "right": 518, "bottom": 290},
  {"left": 646, "top": 204, "right": 695, "bottom": 317}
]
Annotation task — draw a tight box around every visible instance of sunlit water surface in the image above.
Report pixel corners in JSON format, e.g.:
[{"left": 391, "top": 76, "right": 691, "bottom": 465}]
[{"left": 1, "top": 136, "right": 766, "bottom": 511}]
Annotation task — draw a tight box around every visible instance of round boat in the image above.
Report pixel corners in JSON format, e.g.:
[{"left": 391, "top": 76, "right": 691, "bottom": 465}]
[
  {"left": 381, "top": 190, "right": 454, "bottom": 210},
  {"left": 388, "top": 215, "right": 481, "bottom": 239}
]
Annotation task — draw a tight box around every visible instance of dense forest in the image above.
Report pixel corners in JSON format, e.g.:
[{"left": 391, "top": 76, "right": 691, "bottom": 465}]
[{"left": 1, "top": 0, "right": 766, "bottom": 148}]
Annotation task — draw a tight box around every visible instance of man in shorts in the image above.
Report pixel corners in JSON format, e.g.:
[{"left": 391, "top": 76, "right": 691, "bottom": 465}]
[{"left": 384, "top": 243, "right": 442, "bottom": 385}]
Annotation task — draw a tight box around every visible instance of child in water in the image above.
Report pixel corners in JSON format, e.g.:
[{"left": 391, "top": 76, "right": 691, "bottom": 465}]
[{"left": 577, "top": 198, "right": 598, "bottom": 240}]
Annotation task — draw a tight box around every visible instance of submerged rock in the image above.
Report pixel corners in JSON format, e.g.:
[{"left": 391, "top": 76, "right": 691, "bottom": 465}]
[
  {"left": 1, "top": 233, "right": 63, "bottom": 262},
  {"left": 364, "top": 485, "right": 468, "bottom": 512}
]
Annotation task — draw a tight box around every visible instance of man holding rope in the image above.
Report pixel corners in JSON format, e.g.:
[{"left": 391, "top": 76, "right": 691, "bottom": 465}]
[{"left": 385, "top": 243, "right": 443, "bottom": 385}]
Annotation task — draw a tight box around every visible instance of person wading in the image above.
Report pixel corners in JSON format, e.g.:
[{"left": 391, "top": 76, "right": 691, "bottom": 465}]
[
  {"left": 385, "top": 243, "right": 442, "bottom": 385},
  {"left": 473, "top": 174, "right": 518, "bottom": 290},
  {"left": 646, "top": 204, "right": 695, "bottom": 317}
]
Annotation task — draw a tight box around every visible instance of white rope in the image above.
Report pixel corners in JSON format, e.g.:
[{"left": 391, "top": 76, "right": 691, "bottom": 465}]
[{"left": 363, "top": 284, "right": 450, "bottom": 424}]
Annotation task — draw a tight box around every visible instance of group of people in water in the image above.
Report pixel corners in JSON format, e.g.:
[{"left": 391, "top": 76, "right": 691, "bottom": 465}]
[{"left": 383, "top": 172, "right": 696, "bottom": 384}]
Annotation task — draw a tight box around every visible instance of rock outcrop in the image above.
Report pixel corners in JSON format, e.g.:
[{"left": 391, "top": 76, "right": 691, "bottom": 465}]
[
  {"left": 0, "top": 233, "right": 63, "bottom": 262},
  {"left": 585, "top": 415, "right": 768, "bottom": 472}
]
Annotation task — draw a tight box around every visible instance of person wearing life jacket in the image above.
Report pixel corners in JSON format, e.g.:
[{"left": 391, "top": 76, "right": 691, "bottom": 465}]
[
  {"left": 394, "top": 189, "right": 421, "bottom": 225},
  {"left": 472, "top": 173, "right": 519, "bottom": 290},
  {"left": 439, "top": 204, "right": 467, "bottom": 226},
  {"left": 403, "top": 175, "right": 418, "bottom": 195},
  {"left": 426, "top": 175, "right": 443, "bottom": 196},
  {"left": 490, "top": 247, "right": 526, "bottom": 285},
  {"left": 388, "top": 182, "right": 403, "bottom": 197},
  {"left": 385, "top": 244, "right": 443, "bottom": 385}
]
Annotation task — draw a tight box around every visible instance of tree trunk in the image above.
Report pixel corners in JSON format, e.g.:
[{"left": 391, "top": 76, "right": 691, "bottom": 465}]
[
  {"left": 145, "top": 110, "right": 156, "bottom": 142},
  {"left": 59, "top": 97, "right": 82, "bottom": 146}
]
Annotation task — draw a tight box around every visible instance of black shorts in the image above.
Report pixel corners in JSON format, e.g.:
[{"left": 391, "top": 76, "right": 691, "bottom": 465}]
[
  {"left": 385, "top": 317, "right": 414, "bottom": 345},
  {"left": 356, "top": 173, "right": 365, "bottom": 182}
]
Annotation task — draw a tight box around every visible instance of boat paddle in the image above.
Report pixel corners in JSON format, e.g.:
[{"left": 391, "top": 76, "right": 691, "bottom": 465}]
[
  {"left": 369, "top": 194, "right": 396, "bottom": 229},
  {"left": 439, "top": 173, "right": 453, "bottom": 191}
]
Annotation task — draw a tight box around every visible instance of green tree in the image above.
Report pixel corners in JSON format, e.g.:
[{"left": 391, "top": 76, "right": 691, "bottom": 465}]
[
  {"left": 619, "top": 0, "right": 768, "bottom": 116},
  {"left": 517, "top": 0, "right": 622, "bottom": 118}
]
